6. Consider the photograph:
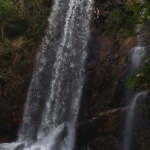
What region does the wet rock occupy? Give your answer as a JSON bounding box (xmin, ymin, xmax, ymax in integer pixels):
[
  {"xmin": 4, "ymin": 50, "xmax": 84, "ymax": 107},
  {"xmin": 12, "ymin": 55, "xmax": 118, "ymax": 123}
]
[
  {"xmin": 13, "ymin": 143, "xmax": 25, "ymax": 150},
  {"xmin": 76, "ymin": 108, "xmax": 123, "ymax": 149},
  {"xmin": 98, "ymin": 109, "xmax": 122, "ymax": 134},
  {"xmin": 109, "ymin": 36, "xmax": 137, "ymax": 108},
  {"xmin": 76, "ymin": 119, "xmax": 97, "ymax": 146},
  {"xmin": 93, "ymin": 135, "xmax": 119, "ymax": 150},
  {"xmin": 109, "ymin": 79, "xmax": 127, "ymax": 108},
  {"xmin": 87, "ymin": 108, "xmax": 123, "ymax": 150},
  {"xmin": 135, "ymin": 127, "xmax": 150, "ymax": 150}
]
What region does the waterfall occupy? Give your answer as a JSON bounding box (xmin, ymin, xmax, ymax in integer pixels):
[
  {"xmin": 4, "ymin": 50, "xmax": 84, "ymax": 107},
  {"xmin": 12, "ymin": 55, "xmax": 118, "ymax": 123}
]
[
  {"xmin": 123, "ymin": 91, "xmax": 147, "ymax": 150},
  {"xmin": 123, "ymin": 6, "xmax": 148, "ymax": 149},
  {"xmin": 0, "ymin": 0, "xmax": 93, "ymax": 149},
  {"xmin": 123, "ymin": 44, "xmax": 147, "ymax": 150},
  {"xmin": 130, "ymin": 46, "xmax": 146, "ymax": 73}
]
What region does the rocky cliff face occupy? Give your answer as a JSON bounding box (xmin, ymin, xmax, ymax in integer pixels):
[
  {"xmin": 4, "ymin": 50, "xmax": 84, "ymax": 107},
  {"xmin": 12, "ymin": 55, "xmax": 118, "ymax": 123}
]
[{"xmin": 77, "ymin": 0, "xmax": 150, "ymax": 150}]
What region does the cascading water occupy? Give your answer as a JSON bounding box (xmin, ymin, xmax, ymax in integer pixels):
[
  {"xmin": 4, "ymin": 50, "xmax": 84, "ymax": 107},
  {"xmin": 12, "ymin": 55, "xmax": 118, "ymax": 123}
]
[
  {"xmin": 123, "ymin": 91, "xmax": 147, "ymax": 150},
  {"xmin": 130, "ymin": 46, "xmax": 146, "ymax": 73},
  {"xmin": 122, "ymin": 40, "xmax": 147, "ymax": 150},
  {"xmin": 122, "ymin": 0, "xmax": 148, "ymax": 149},
  {"xmin": 0, "ymin": 0, "xmax": 93, "ymax": 149}
]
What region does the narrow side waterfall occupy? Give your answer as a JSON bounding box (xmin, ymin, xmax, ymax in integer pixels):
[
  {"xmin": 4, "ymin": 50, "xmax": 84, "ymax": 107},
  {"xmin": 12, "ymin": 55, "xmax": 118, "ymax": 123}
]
[
  {"xmin": 0, "ymin": 0, "xmax": 93, "ymax": 150},
  {"xmin": 123, "ymin": 91, "xmax": 147, "ymax": 150},
  {"xmin": 123, "ymin": 45, "xmax": 147, "ymax": 150},
  {"xmin": 130, "ymin": 46, "xmax": 146, "ymax": 73}
]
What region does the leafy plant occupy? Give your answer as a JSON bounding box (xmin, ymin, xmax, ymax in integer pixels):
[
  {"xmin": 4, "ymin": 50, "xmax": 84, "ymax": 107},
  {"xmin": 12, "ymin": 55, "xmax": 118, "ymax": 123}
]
[
  {"xmin": 110, "ymin": 2, "xmax": 150, "ymax": 37},
  {"xmin": 110, "ymin": 7, "xmax": 126, "ymax": 28},
  {"xmin": 5, "ymin": 18, "xmax": 27, "ymax": 39},
  {"xmin": 19, "ymin": 0, "xmax": 51, "ymax": 41},
  {"xmin": 0, "ymin": 0, "xmax": 52, "ymax": 104},
  {"xmin": 125, "ymin": 3, "xmax": 140, "ymax": 17},
  {"xmin": 0, "ymin": 0, "xmax": 18, "ymax": 40},
  {"xmin": 127, "ymin": 56, "xmax": 150, "ymax": 90}
]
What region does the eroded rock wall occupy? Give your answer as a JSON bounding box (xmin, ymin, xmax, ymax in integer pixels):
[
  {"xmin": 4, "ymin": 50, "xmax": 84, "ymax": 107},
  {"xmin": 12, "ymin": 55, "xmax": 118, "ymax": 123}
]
[{"xmin": 77, "ymin": 0, "xmax": 150, "ymax": 150}]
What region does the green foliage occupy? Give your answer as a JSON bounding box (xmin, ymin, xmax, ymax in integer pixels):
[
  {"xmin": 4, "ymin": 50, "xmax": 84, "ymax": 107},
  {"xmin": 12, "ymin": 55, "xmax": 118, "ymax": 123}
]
[
  {"xmin": 123, "ymin": 29, "xmax": 133, "ymax": 37},
  {"xmin": 5, "ymin": 18, "xmax": 27, "ymax": 38},
  {"xmin": 0, "ymin": 0, "xmax": 18, "ymax": 39},
  {"xmin": 0, "ymin": 38, "xmax": 12, "ymax": 55},
  {"xmin": 124, "ymin": 4, "xmax": 140, "ymax": 32},
  {"xmin": 127, "ymin": 56, "xmax": 150, "ymax": 90},
  {"xmin": 110, "ymin": 7, "xmax": 126, "ymax": 28},
  {"xmin": 126, "ymin": 3, "xmax": 140, "ymax": 17},
  {"xmin": 0, "ymin": 0, "xmax": 52, "ymax": 40},
  {"xmin": 109, "ymin": 5, "xmax": 138, "ymax": 37},
  {"xmin": 110, "ymin": 2, "xmax": 150, "ymax": 37},
  {"xmin": 139, "ymin": 3, "xmax": 150, "ymax": 25},
  {"xmin": 23, "ymin": 7, "xmax": 50, "ymax": 40},
  {"xmin": 18, "ymin": 0, "xmax": 51, "ymax": 41},
  {"xmin": 0, "ymin": 70, "xmax": 24, "ymax": 101},
  {"xmin": 0, "ymin": 0, "xmax": 52, "ymax": 102},
  {"xmin": 0, "ymin": 0, "xmax": 18, "ymax": 20},
  {"xmin": 125, "ymin": 2, "xmax": 150, "ymax": 28}
]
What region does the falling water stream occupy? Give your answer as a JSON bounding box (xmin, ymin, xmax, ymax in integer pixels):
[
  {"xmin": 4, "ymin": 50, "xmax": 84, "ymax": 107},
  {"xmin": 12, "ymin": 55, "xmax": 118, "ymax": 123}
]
[
  {"xmin": 123, "ymin": 42, "xmax": 147, "ymax": 150},
  {"xmin": 0, "ymin": 0, "xmax": 93, "ymax": 150},
  {"xmin": 123, "ymin": 91, "xmax": 147, "ymax": 150}
]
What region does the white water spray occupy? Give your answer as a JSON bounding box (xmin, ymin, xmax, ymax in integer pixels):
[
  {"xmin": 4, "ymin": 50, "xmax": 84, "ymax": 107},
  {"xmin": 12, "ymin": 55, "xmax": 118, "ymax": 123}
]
[{"xmin": 0, "ymin": 0, "xmax": 93, "ymax": 149}]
